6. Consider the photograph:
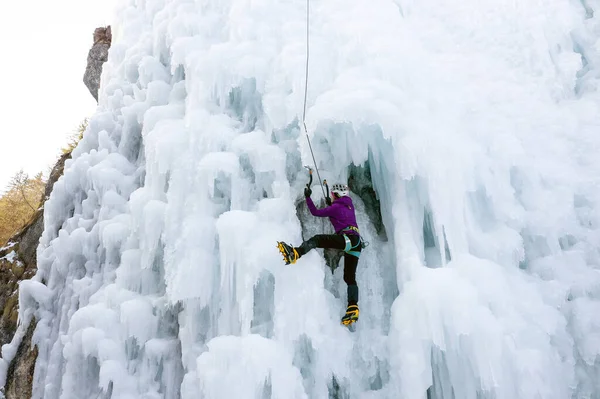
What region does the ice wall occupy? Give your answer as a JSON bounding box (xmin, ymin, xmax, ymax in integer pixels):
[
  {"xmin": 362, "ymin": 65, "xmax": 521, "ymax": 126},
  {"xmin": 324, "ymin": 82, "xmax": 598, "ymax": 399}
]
[{"xmin": 6, "ymin": 0, "xmax": 600, "ymax": 398}]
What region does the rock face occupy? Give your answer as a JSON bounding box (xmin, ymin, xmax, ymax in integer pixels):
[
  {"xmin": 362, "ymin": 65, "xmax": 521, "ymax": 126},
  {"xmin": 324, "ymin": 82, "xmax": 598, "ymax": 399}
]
[
  {"xmin": 3, "ymin": 321, "xmax": 37, "ymax": 399},
  {"xmin": 0, "ymin": 27, "xmax": 111, "ymax": 398},
  {"xmin": 0, "ymin": 218, "xmax": 40, "ymax": 349},
  {"xmin": 83, "ymin": 26, "xmax": 112, "ymax": 101}
]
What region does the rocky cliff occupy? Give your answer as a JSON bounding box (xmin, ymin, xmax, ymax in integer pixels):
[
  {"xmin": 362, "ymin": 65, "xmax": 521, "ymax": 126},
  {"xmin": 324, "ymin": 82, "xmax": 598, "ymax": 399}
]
[{"xmin": 83, "ymin": 26, "xmax": 112, "ymax": 102}]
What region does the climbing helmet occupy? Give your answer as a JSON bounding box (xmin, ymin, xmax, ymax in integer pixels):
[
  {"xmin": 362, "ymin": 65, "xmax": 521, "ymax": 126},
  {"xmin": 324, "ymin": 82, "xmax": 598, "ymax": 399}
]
[{"xmin": 331, "ymin": 183, "xmax": 349, "ymax": 197}]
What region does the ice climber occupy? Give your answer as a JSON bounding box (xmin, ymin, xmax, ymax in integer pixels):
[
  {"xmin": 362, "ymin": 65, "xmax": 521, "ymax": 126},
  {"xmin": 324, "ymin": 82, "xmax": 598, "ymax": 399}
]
[{"xmin": 277, "ymin": 183, "xmax": 363, "ymax": 326}]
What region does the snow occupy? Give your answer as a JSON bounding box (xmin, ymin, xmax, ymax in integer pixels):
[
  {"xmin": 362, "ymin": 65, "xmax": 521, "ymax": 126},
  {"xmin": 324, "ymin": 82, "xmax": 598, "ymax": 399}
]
[
  {"xmin": 0, "ymin": 251, "xmax": 16, "ymax": 263},
  {"xmin": 2, "ymin": 0, "xmax": 600, "ymax": 397},
  {"xmin": 0, "ymin": 242, "xmax": 16, "ymax": 252}
]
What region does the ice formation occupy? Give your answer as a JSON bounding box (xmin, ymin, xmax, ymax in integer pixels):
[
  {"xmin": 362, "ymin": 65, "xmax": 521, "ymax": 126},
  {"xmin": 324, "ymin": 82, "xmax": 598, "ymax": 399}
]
[{"xmin": 4, "ymin": 0, "xmax": 600, "ymax": 397}]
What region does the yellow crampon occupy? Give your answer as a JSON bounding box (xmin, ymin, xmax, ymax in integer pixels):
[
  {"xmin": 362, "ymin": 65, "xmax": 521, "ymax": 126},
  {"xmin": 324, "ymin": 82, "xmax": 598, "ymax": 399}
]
[
  {"xmin": 341, "ymin": 305, "xmax": 359, "ymax": 326},
  {"xmin": 277, "ymin": 241, "xmax": 299, "ymax": 265}
]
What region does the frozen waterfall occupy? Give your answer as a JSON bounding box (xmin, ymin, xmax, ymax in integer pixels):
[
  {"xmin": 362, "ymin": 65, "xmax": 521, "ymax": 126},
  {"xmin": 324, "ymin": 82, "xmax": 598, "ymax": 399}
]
[{"xmin": 5, "ymin": 0, "xmax": 600, "ymax": 397}]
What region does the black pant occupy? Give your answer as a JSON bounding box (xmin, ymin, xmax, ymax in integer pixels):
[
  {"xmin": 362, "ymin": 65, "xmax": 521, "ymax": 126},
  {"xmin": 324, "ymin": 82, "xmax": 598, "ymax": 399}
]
[{"xmin": 296, "ymin": 234, "xmax": 361, "ymax": 305}]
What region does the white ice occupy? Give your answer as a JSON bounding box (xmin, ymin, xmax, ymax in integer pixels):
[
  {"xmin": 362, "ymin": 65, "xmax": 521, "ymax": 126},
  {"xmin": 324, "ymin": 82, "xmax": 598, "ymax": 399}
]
[{"xmin": 2, "ymin": 0, "xmax": 600, "ymax": 397}]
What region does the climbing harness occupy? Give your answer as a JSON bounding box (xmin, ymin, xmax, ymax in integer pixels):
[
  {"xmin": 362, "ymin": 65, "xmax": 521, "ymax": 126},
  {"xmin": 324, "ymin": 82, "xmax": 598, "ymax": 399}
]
[
  {"xmin": 341, "ymin": 226, "xmax": 370, "ymax": 250},
  {"xmin": 343, "ymin": 234, "xmax": 362, "ymax": 258},
  {"xmin": 301, "ymin": 0, "xmax": 327, "ymax": 201}
]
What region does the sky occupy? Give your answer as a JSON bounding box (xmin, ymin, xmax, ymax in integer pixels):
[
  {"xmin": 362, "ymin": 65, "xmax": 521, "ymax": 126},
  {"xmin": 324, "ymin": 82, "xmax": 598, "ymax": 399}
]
[{"xmin": 0, "ymin": 0, "xmax": 120, "ymax": 192}]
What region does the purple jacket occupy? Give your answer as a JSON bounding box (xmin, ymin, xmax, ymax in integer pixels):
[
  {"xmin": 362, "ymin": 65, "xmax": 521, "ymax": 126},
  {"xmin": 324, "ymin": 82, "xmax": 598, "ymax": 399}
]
[{"xmin": 306, "ymin": 195, "xmax": 359, "ymax": 235}]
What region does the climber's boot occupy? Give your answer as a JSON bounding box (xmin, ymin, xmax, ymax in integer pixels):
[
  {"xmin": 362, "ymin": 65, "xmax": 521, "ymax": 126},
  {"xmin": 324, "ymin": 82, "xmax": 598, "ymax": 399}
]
[
  {"xmin": 341, "ymin": 304, "xmax": 359, "ymax": 326},
  {"xmin": 277, "ymin": 241, "xmax": 299, "ymax": 265}
]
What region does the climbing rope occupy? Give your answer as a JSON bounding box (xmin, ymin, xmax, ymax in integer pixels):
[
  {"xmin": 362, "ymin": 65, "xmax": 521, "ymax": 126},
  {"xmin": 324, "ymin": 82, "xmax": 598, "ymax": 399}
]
[{"xmin": 301, "ymin": 0, "xmax": 327, "ymax": 200}]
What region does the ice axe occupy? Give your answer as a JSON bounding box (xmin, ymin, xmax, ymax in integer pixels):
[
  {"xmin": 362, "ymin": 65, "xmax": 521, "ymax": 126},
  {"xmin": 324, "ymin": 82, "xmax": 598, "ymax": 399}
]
[
  {"xmin": 304, "ymin": 165, "xmax": 331, "ymax": 205},
  {"xmin": 323, "ymin": 179, "xmax": 331, "ymax": 205},
  {"xmin": 304, "ymin": 165, "xmax": 313, "ymax": 187}
]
